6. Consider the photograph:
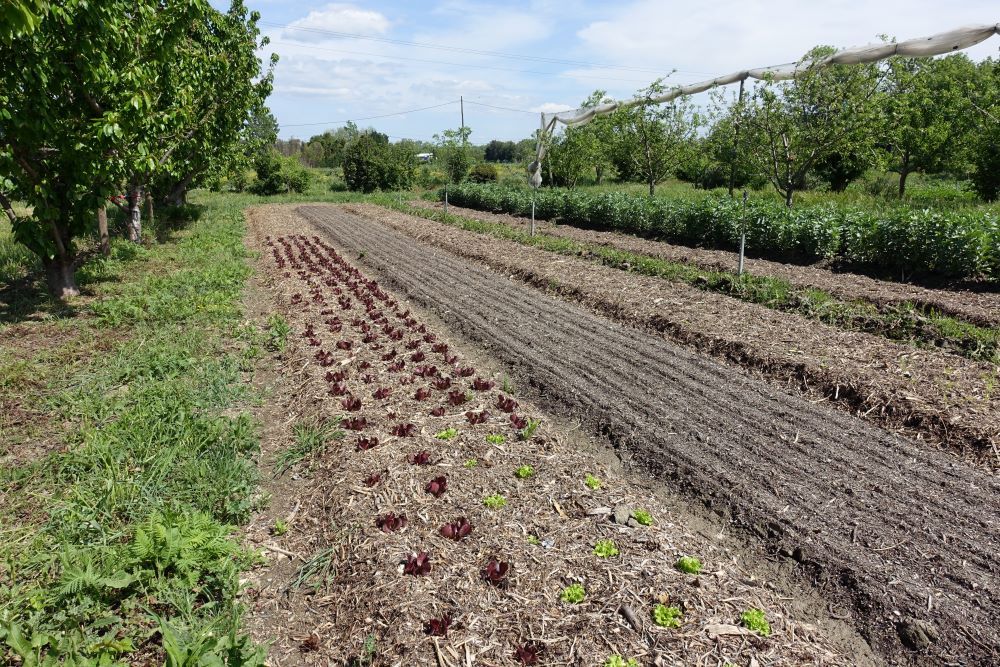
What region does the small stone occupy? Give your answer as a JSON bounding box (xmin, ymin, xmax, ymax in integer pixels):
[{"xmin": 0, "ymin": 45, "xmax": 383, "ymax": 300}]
[
  {"xmin": 612, "ymin": 503, "xmax": 634, "ymax": 525},
  {"xmin": 897, "ymin": 618, "xmax": 939, "ymax": 650}
]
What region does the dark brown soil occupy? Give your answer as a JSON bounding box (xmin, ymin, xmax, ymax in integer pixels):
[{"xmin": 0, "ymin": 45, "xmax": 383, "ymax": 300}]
[
  {"xmin": 239, "ymin": 206, "xmax": 872, "ymax": 667},
  {"xmin": 343, "ymin": 205, "xmax": 1000, "ymax": 469},
  {"xmin": 412, "ymin": 200, "xmax": 1000, "ymax": 328},
  {"xmin": 296, "ymin": 204, "xmax": 1000, "ymax": 666}
]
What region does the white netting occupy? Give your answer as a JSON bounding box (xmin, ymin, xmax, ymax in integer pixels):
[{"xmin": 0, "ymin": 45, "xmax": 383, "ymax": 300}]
[{"xmin": 529, "ymin": 23, "xmax": 1000, "ymax": 185}]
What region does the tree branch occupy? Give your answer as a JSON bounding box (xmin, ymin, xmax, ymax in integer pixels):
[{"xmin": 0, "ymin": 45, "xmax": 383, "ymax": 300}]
[{"xmin": 0, "ymin": 191, "xmax": 18, "ymax": 224}]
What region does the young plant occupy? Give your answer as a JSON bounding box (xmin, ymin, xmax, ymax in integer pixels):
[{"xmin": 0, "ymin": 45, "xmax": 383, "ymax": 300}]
[
  {"xmin": 518, "ymin": 418, "xmax": 541, "ymax": 441},
  {"xmin": 584, "ymin": 474, "xmax": 602, "ymax": 490},
  {"xmin": 356, "ymin": 436, "xmax": 379, "ymax": 451},
  {"xmin": 514, "ymin": 464, "xmax": 535, "ymax": 479},
  {"xmin": 466, "ymin": 410, "xmax": 489, "ymax": 425},
  {"xmin": 439, "ymin": 517, "xmax": 473, "ymax": 541},
  {"xmin": 423, "ymin": 614, "xmax": 452, "ymax": 638},
  {"xmin": 513, "ymin": 642, "xmax": 543, "ymax": 665},
  {"xmin": 403, "ymin": 552, "xmax": 431, "ymax": 576},
  {"xmin": 603, "ymin": 657, "xmax": 639, "ymax": 667},
  {"xmin": 447, "ymin": 389, "xmax": 468, "ymax": 406},
  {"xmin": 632, "ymin": 510, "xmax": 653, "ymax": 526},
  {"xmin": 463, "ymin": 458, "xmax": 478, "ymax": 468},
  {"xmin": 471, "ymin": 377, "xmax": 495, "ymax": 391},
  {"xmin": 342, "ymin": 416, "xmax": 368, "ymax": 431},
  {"xmin": 408, "ymin": 450, "xmax": 432, "ymax": 466},
  {"xmin": 675, "ymin": 556, "xmax": 702, "ymax": 575},
  {"xmin": 413, "ymin": 387, "xmax": 432, "ymax": 401},
  {"xmin": 373, "ymin": 386, "xmax": 392, "ymax": 399},
  {"xmin": 560, "ymin": 583, "xmax": 585, "ymax": 604},
  {"xmin": 435, "ymin": 427, "xmax": 459, "ymax": 440},
  {"xmin": 430, "ymin": 406, "xmax": 446, "ymax": 417},
  {"xmin": 432, "ymin": 376, "xmax": 452, "ymax": 390},
  {"xmin": 266, "ymin": 314, "xmax": 291, "ymax": 352},
  {"xmin": 509, "ymin": 414, "xmax": 528, "ymax": 429},
  {"xmin": 486, "ymin": 433, "xmax": 506, "ymax": 445},
  {"xmin": 483, "ymin": 493, "xmax": 507, "ymax": 509},
  {"xmin": 495, "ymin": 394, "xmax": 518, "ymax": 413},
  {"xmin": 740, "ymin": 608, "xmax": 771, "ymax": 636},
  {"xmin": 481, "ymin": 559, "xmax": 510, "ymax": 587},
  {"xmin": 364, "ymin": 472, "xmax": 382, "ymax": 487},
  {"xmin": 593, "ymin": 539, "xmax": 619, "ymax": 558},
  {"xmin": 425, "ymin": 476, "xmax": 448, "ymax": 497},
  {"xmin": 652, "ymin": 604, "xmax": 682, "ymax": 628},
  {"xmin": 455, "ymin": 366, "xmax": 475, "ymax": 377},
  {"xmin": 392, "ymin": 423, "xmax": 417, "ymax": 437},
  {"xmin": 376, "ymin": 513, "xmax": 407, "ymax": 533},
  {"xmin": 341, "ymin": 395, "xmax": 362, "ymax": 411},
  {"xmin": 276, "ymin": 419, "xmax": 343, "ymax": 474},
  {"xmin": 272, "ymin": 519, "xmax": 288, "ymax": 536}
]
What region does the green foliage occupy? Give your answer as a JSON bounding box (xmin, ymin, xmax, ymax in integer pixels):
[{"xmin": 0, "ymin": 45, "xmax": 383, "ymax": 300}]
[
  {"xmin": 560, "ymin": 583, "xmax": 586, "ymax": 604},
  {"xmin": 442, "ymin": 182, "xmax": 1000, "ymax": 282},
  {"xmin": 265, "ymin": 313, "xmax": 291, "ymax": 352},
  {"xmin": 463, "ymin": 458, "xmax": 478, "ymax": 468},
  {"xmin": 593, "ymin": 539, "xmax": 619, "ymax": 558},
  {"xmin": 434, "ymin": 427, "xmax": 459, "ymax": 440},
  {"xmin": 276, "ymin": 419, "xmax": 343, "ymax": 474},
  {"xmin": 250, "ymin": 151, "xmax": 312, "ymax": 195},
  {"xmin": 631, "ymin": 510, "xmax": 653, "ymax": 526},
  {"xmin": 342, "ymin": 133, "xmax": 416, "ymax": 193},
  {"xmin": 675, "ymin": 556, "xmax": 702, "ymax": 575},
  {"xmin": 740, "ymin": 608, "xmax": 772, "ymax": 636},
  {"xmin": 435, "ymin": 126, "xmax": 474, "ymax": 183},
  {"xmin": 518, "ymin": 418, "xmax": 541, "ymax": 441},
  {"xmin": 483, "ymin": 493, "xmax": 507, "ymax": 509},
  {"xmin": 603, "ymin": 657, "xmax": 640, "ymax": 667},
  {"xmin": 486, "ymin": 433, "xmax": 506, "ymax": 444},
  {"xmin": 468, "ymin": 163, "xmax": 499, "ymax": 183},
  {"xmin": 585, "ymin": 474, "xmax": 602, "ymax": 490},
  {"xmin": 272, "ymin": 519, "xmax": 288, "ymax": 536},
  {"xmin": 514, "ymin": 464, "xmax": 535, "ymax": 479},
  {"xmin": 652, "ymin": 604, "xmax": 683, "ymax": 628}
]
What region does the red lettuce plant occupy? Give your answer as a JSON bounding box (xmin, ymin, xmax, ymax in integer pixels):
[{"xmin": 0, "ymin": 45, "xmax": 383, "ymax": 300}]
[
  {"xmin": 356, "ymin": 436, "xmax": 379, "ymax": 451},
  {"xmin": 471, "ymin": 378, "xmax": 495, "ymax": 391},
  {"xmin": 358, "ymin": 361, "xmax": 371, "ymax": 370},
  {"xmin": 510, "ymin": 414, "xmax": 528, "ymax": 429},
  {"xmin": 413, "ymin": 387, "xmax": 432, "ymax": 401},
  {"xmin": 408, "ymin": 450, "xmax": 432, "ymax": 466},
  {"xmin": 405, "ymin": 339, "xmax": 421, "ymax": 351},
  {"xmin": 429, "ymin": 406, "xmax": 446, "ymax": 417},
  {"xmin": 466, "ymin": 410, "xmax": 489, "ymax": 425},
  {"xmin": 423, "ymin": 614, "xmax": 452, "ymax": 638},
  {"xmin": 432, "ymin": 377, "xmax": 452, "ymax": 390},
  {"xmin": 481, "ymin": 559, "xmax": 510, "ymax": 587},
  {"xmin": 326, "ymin": 370, "xmax": 348, "ymax": 383},
  {"xmin": 414, "ymin": 365, "xmax": 438, "ymax": 378},
  {"xmin": 513, "ymin": 643, "xmax": 544, "ymax": 665},
  {"xmin": 381, "ymin": 350, "xmax": 398, "ymax": 361},
  {"xmin": 410, "ymin": 351, "xmax": 426, "ymax": 363},
  {"xmin": 376, "ymin": 513, "xmax": 406, "ymax": 533},
  {"xmin": 329, "ymin": 382, "xmax": 349, "ymax": 396},
  {"xmin": 341, "ymin": 395, "xmax": 362, "ymax": 411},
  {"xmin": 373, "ymin": 387, "xmax": 392, "ymax": 399},
  {"xmin": 495, "ymin": 395, "xmax": 518, "ymax": 413},
  {"xmin": 388, "ymin": 359, "xmax": 405, "ymax": 372},
  {"xmin": 432, "ymin": 342, "xmax": 448, "ymax": 354},
  {"xmin": 392, "ymin": 423, "xmax": 417, "ymax": 437},
  {"xmin": 447, "ymin": 390, "xmax": 468, "ymax": 406},
  {"xmin": 456, "ymin": 367, "xmax": 475, "ymax": 378},
  {"xmin": 425, "ymin": 476, "xmax": 447, "ymax": 497},
  {"xmin": 404, "ymin": 552, "xmax": 431, "ymax": 576},
  {"xmin": 343, "ymin": 416, "xmax": 368, "ymax": 431},
  {"xmin": 336, "ymin": 340, "xmax": 353, "ymax": 351},
  {"xmin": 444, "ymin": 354, "xmax": 459, "ymax": 365},
  {"xmin": 439, "ymin": 517, "xmax": 473, "ymax": 541}
]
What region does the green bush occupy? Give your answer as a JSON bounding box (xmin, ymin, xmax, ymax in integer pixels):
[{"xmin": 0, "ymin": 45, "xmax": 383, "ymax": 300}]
[
  {"xmin": 468, "ymin": 162, "xmax": 499, "ymax": 183},
  {"xmin": 342, "ymin": 133, "xmax": 415, "ymax": 193},
  {"xmin": 249, "ymin": 152, "xmax": 311, "ymax": 195},
  {"xmin": 442, "ymin": 183, "xmax": 1000, "ymax": 282}
]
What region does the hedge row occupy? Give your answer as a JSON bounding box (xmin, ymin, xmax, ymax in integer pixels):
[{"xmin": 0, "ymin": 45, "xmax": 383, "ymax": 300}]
[{"xmin": 441, "ymin": 183, "xmax": 1000, "ymax": 282}]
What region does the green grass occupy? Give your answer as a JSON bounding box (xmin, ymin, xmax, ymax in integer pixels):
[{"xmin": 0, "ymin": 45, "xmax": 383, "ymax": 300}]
[
  {"xmin": 0, "ymin": 217, "xmax": 38, "ymax": 285},
  {"xmin": 0, "ymin": 191, "xmax": 268, "ymax": 665},
  {"xmin": 276, "ymin": 419, "xmax": 344, "ymax": 475},
  {"xmin": 389, "ymin": 200, "xmax": 1000, "ymax": 365}
]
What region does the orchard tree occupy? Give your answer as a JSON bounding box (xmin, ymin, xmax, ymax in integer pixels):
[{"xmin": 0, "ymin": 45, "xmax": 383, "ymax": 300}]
[
  {"xmin": 611, "ymin": 81, "xmax": 701, "ymax": 196},
  {"xmin": 342, "ymin": 133, "xmax": 415, "ymax": 193},
  {"xmin": 0, "ymin": 0, "xmax": 47, "ymax": 39},
  {"xmin": 884, "ymin": 53, "xmax": 977, "ymax": 197},
  {"xmin": 744, "ymin": 46, "xmax": 885, "ymax": 207},
  {"xmin": 967, "ymin": 58, "xmax": 1000, "ymax": 201},
  {"xmin": 0, "ymin": 1, "xmax": 211, "ymax": 295},
  {"xmin": 434, "ymin": 126, "xmax": 473, "ymax": 183}
]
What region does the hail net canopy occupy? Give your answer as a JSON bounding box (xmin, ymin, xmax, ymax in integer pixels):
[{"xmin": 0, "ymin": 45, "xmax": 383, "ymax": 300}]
[{"xmin": 528, "ymin": 23, "xmax": 1000, "ymax": 188}]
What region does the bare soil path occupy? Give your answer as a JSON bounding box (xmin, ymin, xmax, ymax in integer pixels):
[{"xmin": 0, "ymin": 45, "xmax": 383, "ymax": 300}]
[
  {"xmin": 297, "ymin": 204, "xmax": 1000, "ymax": 666},
  {"xmin": 411, "ymin": 200, "xmax": 1000, "ymax": 327}
]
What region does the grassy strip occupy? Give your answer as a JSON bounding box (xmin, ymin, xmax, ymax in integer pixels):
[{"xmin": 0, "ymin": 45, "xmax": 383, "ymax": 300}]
[
  {"xmin": 385, "ymin": 201, "xmax": 1000, "ymax": 365},
  {"xmin": 0, "ymin": 193, "xmax": 267, "ymax": 665}
]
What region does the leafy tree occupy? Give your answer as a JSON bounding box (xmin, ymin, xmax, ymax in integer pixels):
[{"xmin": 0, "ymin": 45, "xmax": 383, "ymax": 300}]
[
  {"xmin": 547, "ymin": 91, "xmax": 616, "ymax": 188},
  {"xmin": 484, "ymin": 140, "xmax": 517, "ymax": 163},
  {"xmin": 610, "ymin": 81, "xmax": 701, "ymax": 195},
  {"xmin": 342, "ymin": 133, "xmax": 415, "ymax": 193},
  {"xmin": 743, "ymin": 46, "xmax": 885, "ymax": 207},
  {"xmin": 434, "ymin": 126, "xmax": 473, "ymax": 183},
  {"xmin": 966, "ymin": 58, "xmax": 1000, "ymax": 201},
  {"xmin": 884, "ymin": 54, "xmax": 977, "ymax": 197},
  {"xmin": 250, "ymin": 151, "xmax": 311, "ymax": 195},
  {"xmin": 0, "ymin": 0, "xmax": 48, "ymax": 39}
]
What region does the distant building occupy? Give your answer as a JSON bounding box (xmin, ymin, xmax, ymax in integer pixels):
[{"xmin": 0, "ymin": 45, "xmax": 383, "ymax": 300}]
[{"xmin": 416, "ymin": 152, "xmax": 434, "ymax": 163}]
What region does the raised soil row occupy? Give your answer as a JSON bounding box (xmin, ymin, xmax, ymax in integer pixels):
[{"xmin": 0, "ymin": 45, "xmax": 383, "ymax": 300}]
[{"xmin": 297, "ymin": 204, "xmax": 1000, "ymax": 665}]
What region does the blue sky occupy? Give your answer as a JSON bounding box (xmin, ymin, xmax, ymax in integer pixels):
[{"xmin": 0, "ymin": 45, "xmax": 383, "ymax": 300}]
[{"xmin": 220, "ymin": 1, "xmax": 999, "ymax": 142}]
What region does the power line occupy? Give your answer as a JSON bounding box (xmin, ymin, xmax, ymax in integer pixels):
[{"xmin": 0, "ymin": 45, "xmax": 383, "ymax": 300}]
[
  {"xmin": 268, "ymin": 39, "xmax": 660, "ymax": 84},
  {"xmin": 281, "ymin": 100, "xmax": 459, "ymax": 128},
  {"xmin": 464, "ymin": 99, "xmax": 539, "ymax": 115},
  {"xmin": 262, "ymin": 20, "xmax": 713, "ymax": 76}
]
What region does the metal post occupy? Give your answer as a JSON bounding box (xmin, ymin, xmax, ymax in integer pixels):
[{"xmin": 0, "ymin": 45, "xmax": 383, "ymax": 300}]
[
  {"xmin": 738, "ymin": 190, "xmax": 748, "ymax": 276},
  {"xmin": 444, "ymin": 188, "xmax": 448, "ymax": 215},
  {"xmin": 728, "ymin": 77, "xmax": 746, "ymax": 198},
  {"xmin": 530, "ymin": 197, "xmax": 536, "ymax": 236}
]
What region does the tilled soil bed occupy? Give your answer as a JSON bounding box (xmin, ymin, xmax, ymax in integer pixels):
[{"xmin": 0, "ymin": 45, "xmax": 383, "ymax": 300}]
[
  {"xmin": 287, "ymin": 204, "xmax": 1000, "ymax": 665},
  {"xmin": 241, "ymin": 206, "xmax": 868, "ymax": 667},
  {"xmin": 410, "ymin": 200, "xmax": 1000, "ymax": 328},
  {"xmin": 341, "ymin": 205, "xmax": 999, "ymax": 467}
]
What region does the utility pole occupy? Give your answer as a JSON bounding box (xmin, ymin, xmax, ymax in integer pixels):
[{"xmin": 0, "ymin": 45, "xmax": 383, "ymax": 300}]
[
  {"xmin": 728, "ymin": 77, "xmax": 746, "ymax": 198},
  {"xmin": 460, "ymin": 95, "xmax": 465, "ymax": 141}
]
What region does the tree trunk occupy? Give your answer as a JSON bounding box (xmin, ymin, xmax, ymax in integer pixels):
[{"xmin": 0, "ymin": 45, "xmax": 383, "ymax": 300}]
[
  {"xmin": 127, "ymin": 186, "xmax": 142, "ymax": 243},
  {"xmin": 595, "ymin": 164, "xmax": 604, "ymax": 185},
  {"xmin": 648, "ymin": 178, "xmax": 655, "ymax": 197},
  {"xmin": 164, "ymin": 175, "xmax": 193, "ymax": 207},
  {"xmin": 145, "ymin": 192, "xmax": 154, "ymax": 230},
  {"xmin": 898, "ymin": 152, "xmax": 911, "ymax": 199},
  {"xmin": 784, "ymin": 186, "xmax": 794, "ymax": 208},
  {"xmin": 97, "ymin": 205, "xmax": 110, "ymax": 256},
  {"xmin": 42, "ymin": 254, "xmax": 79, "ymax": 298}
]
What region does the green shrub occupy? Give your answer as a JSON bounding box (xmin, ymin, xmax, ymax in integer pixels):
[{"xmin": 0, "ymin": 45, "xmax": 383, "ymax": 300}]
[
  {"xmin": 442, "ymin": 182, "xmax": 1000, "ymax": 282},
  {"xmin": 468, "ymin": 163, "xmax": 499, "ymax": 183},
  {"xmin": 250, "ymin": 152, "xmax": 311, "ymax": 195},
  {"xmin": 342, "ymin": 133, "xmax": 415, "ymax": 193}
]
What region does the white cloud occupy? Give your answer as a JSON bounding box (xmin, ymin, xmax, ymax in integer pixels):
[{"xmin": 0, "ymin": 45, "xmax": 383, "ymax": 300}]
[
  {"xmin": 282, "ymin": 3, "xmax": 390, "ymax": 42},
  {"xmin": 531, "ymin": 102, "xmax": 575, "ymax": 113}
]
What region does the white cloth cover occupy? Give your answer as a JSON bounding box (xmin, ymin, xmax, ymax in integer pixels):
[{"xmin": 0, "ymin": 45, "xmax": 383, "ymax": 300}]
[{"xmin": 529, "ymin": 23, "xmax": 1000, "ymax": 185}]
